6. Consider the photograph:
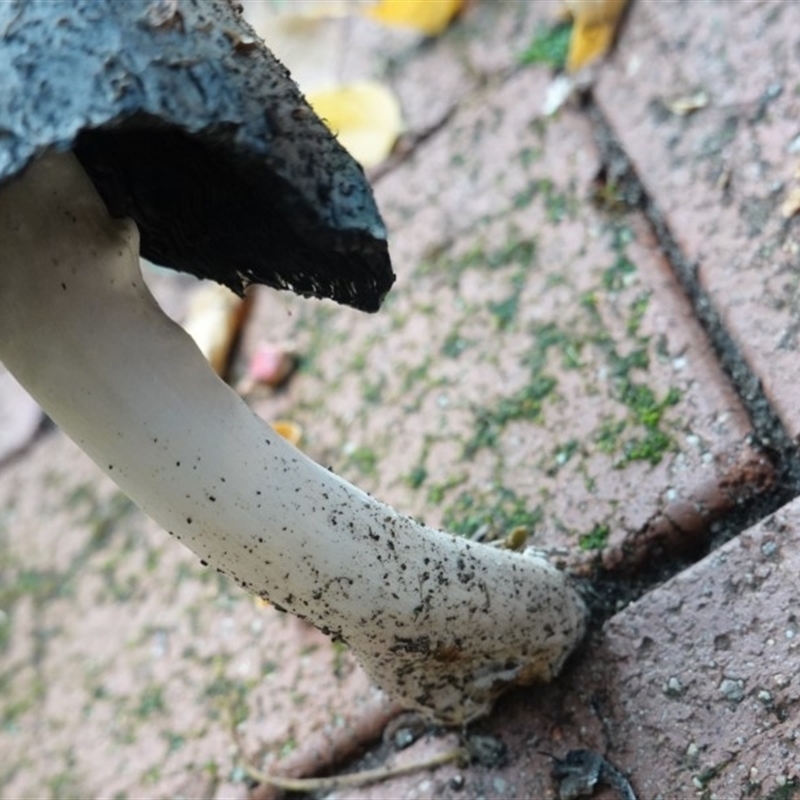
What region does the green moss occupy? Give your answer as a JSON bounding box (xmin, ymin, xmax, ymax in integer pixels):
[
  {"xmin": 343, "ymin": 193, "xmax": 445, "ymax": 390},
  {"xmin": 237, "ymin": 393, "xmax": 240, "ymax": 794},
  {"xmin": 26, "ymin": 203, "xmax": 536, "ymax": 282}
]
[
  {"xmin": 203, "ymin": 669, "xmax": 250, "ymax": 726},
  {"xmin": 580, "ymin": 290, "xmax": 598, "ymax": 312},
  {"xmin": 542, "ymin": 181, "xmax": 574, "ymax": 223},
  {"xmin": 579, "ymin": 524, "xmax": 610, "ymax": 551},
  {"xmin": 546, "ymin": 438, "xmax": 581, "ymax": 475},
  {"xmin": 526, "ymin": 322, "xmax": 582, "ymax": 371},
  {"xmin": 485, "ymin": 238, "xmax": 538, "ymax": 270},
  {"xmin": 488, "ymin": 272, "xmax": 525, "ymax": 330},
  {"xmin": 345, "ymin": 446, "xmax": 378, "ymax": 478},
  {"xmin": 400, "ymin": 358, "xmax": 433, "ymax": 392},
  {"xmin": 427, "ymin": 485, "xmax": 446, "ymax": 505},
  {"xmin": 592, "ymin": 176, "xmax": 630, "ymax": 212},
  {"xmin": 290, "ymin": 691, "xmax": 307, "ymax": 707},
  {"xmin": 99, "ymin": 565, "xmax": 138, "ymax": 603},
  {"xmin": 0, "ymin": 568, "xmax": 65, "ymax": 610},
  {"xmin": 612, "ymin": 382, "xmax": 680, "ymax": 465},
  {"xmin": 443, "ymin": 486, "xmax": 543, "ymax": 541},
  {"xmin": 2, "ymin": 675, "xmax": 45, "ymax": 728},
  {"xmin": 465, "ymin": 374, "xmax": 557, "ymax": 458},
  {"xmin": 610, "ymin": 346, "xmax": 650, "ymax": 376},
  {"xmin": 426, "ymin": 474, "xmax": 468, "ymax": 506},
  {"xmin": 602, "ymin": 253, "xmax": 637, "ymax": 291},
  {"xmin": 416, "ymin": 237, "xmax": 537, "ymax": 286},
  {"xmin": 766, "ymin": 779, "xmax": 799, "ymax": 800},
  {"xmin": 622, "ymin": 428, "xmax": 675, "ymax": 466},
  {"xmin": 513, "ymin": 179, "xmax": 575, "ymax": 222},
  {"xmin": 261, "ymin": 659, "xmax": 277, "ymax": 676},
  {"xmin": 405, "ymin": 466, "xmax": 428, "ymax": 489},
  {"xmin": 162, "ymin": 730, "xmax": 186, "ymax": 754},
  {"xmin": 580, "ymin": 230, "xmax": 684, "ymax": 468},
  {"xmin": 512, "ymin": 185, "xmax": 537, "ymax": 209},
  {"xmin": 331, "ymin": 640, "xmax": 349, "ymax": 679},
  {"xmin": 441, "ymin": 331, "xmax": 473, "ymax": 358},
  {"xmin": 595, "ymin": 418, "xmax": 627, "ymax": 454},
  {"xmin": 518, "ymin": 22, "xmax": 572, "ymax": 69},
  {"xmin": 622, "ymin": 383, "xmax": 680, "ymax": 428},
  {"xmin": 362, "ymin": 376, "xmax": 385, "ymax": 404},
  {"xmin": 627, "ymin": 292, "xmax": 651, "ymax": 336},
  {"xmin": 141, "ymin": 766, "xmax": 162, "ymax": 785},
  {"xmin": 517, "ymin": 146, "xmax": 543, "ymax": 167},
  {"xmin": 48, "ymin": 765, "xmax": 85, "ymax": 800},
  {"xmin": 136, "ymin": 685, "xmax": 166, "ymax": 719},
  {"xmin": 594, "ymin": 381, "xmax": 679, "ymax": 467}
]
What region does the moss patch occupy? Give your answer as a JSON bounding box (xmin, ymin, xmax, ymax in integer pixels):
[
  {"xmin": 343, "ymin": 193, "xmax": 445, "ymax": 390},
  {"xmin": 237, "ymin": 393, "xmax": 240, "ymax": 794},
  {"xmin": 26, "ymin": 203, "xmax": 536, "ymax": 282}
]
[
  {"xmin": 442, "ymin": 486, "xmax": 543, "ymax": 541},
  {"xmin": 518, "ymin": 22, "xmax": 572, "ymax": 70}
]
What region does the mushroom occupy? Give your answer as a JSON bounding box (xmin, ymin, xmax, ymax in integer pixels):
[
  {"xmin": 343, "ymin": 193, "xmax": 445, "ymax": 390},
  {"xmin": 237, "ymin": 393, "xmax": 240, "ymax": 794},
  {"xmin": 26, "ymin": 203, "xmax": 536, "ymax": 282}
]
[{"xmin": 0, "ymin": 0, "xmax": 586, "ymax": 724}]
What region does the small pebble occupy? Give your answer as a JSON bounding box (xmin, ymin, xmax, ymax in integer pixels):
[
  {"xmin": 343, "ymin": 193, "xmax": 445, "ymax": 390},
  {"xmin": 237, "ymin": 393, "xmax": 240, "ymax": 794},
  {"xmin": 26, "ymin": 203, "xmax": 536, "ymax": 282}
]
[
  {"xmin": 449, "ymin": 774, "xmax": 465, "ymax": 791},
  {"xmin": 664, "ymin": 676, "xmax": 683, "ymax": 696},
  {"xmin": 247, "ymin": 342, "xmax": 297, "ymax": 388},
  {"xmin": 393, "ymin": 727, "xmax": 417, "ymax": 750},
  {"xmin": 761, "ymin": 540, "xmax": 778, "ymax": 557},
  {"xmin": 719, "ymin": 677, "xmax": 745, "ymax": 703}
]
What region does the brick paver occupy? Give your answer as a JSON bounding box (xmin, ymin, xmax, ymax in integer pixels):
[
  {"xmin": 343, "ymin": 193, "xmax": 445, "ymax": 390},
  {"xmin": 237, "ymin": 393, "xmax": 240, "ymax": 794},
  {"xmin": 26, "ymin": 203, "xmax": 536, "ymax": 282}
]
[
  {"xmin": 1, "ymin": 2, "xmax": 798, "ymax": 798},
  {"xmin": 328, "ymin": 491, "xmax": 800, "ymax": 800},
  {"xmin": 596, "ymin": 0, "xmax": 800, "ymax": 438}
]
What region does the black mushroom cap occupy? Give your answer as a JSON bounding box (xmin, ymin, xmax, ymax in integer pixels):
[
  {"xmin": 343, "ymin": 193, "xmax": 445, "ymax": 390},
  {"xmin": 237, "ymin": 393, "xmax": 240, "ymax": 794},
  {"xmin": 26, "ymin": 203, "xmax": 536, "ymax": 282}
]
[{"xmin": 0, "ymin": 0, "xmax": 394, "ymax": 313}]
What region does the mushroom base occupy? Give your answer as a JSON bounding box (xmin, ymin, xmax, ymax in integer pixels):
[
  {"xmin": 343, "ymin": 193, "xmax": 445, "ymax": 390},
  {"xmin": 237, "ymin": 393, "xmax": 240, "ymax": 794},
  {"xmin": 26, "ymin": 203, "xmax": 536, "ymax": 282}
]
[{"xmin": 0, "ymin": 151, "xmax": 587, "ymax": 724}]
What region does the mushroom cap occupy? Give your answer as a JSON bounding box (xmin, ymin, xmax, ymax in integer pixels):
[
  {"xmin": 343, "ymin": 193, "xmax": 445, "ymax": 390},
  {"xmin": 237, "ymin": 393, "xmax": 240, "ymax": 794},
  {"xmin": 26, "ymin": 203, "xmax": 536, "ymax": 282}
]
[{"xmin": 0, "ymin": 0, "xmax": 394, "ymax": 312}]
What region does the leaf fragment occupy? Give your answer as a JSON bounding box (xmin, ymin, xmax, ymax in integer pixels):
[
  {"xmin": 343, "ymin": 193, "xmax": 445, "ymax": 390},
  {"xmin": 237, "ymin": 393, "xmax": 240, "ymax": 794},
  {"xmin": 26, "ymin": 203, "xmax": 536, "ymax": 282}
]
[
  {"xmin": 781, "ymin": 186, "xmax": 800, "ymax": 219},
  {"xmin": 182, "ymin": 283, "xmax": 250, "ymax": 377},
  {"xmin": 564, "ymin": 0, "xmax": 629, "ymax": 72},
  {"xmin": 665, "ymin": 90, "xmax": 709, "ymax": 117},
  {"xmin": 271, "ymin": 420, "xmax": 303, "ymax": 447},
  {"xmin": 307, "ymin": 81, "xmax": 403, "ymax": 168},
  {"xmin": 363, "ymin": 0, "xmax": 464, "ymax": 36}
]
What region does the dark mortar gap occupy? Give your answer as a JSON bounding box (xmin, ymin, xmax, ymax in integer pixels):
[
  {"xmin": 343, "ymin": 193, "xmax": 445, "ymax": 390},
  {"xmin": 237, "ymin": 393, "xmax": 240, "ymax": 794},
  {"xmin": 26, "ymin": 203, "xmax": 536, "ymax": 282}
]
[
  {"xmin": 576, "ymin": 91, "xmax": 800, "ymax": 625},
  {"xmin": 368, "ymin": 102, "xmax": 460, "ymax": 185}
]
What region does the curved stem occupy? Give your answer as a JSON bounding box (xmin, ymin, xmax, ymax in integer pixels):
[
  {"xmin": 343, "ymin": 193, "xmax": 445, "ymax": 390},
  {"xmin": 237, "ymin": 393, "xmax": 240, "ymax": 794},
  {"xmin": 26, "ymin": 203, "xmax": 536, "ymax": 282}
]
[{"xmin": 0, "ymin": 151, "xmax": 586, "ymax": 724}]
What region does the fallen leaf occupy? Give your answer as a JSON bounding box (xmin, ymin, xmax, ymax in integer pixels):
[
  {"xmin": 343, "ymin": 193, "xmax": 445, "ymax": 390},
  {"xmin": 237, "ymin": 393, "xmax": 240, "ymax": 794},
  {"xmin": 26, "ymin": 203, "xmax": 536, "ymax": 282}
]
[
  {"xmin": 666, "ymin": 90, "xmax": 710, "ymax": 117},
  {"xmin": 307, "ymin": 81, "xmax": 403, "ymax": 168},
  {"xmin": 781, "ymin": 186, "xmax": 800, "ymax": 219},
  {"xmin": 240, "ymin": 1, "xmax": 348, "ymax": 95},
  {"xmin": 271, "ymin": 420, "xmax": 303, "ymax": 447},
  {"xmin": 564, "ymin": 0, "xmax": 629, "ymax": 72},
  {"xmin": 363, "ymin": 0, "xmax": 464, "ymax": 36},
  {"xmin": 182, "ymin": 282, "xmax": 250, "ymax": 377}
]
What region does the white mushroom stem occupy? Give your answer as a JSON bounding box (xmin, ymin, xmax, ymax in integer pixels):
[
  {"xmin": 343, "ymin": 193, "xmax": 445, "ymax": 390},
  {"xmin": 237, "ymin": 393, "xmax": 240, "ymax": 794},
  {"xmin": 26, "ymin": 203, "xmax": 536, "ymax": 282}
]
[{"xmin": 0, "ymin": 151, "xmax": 586, "ymax": 724}]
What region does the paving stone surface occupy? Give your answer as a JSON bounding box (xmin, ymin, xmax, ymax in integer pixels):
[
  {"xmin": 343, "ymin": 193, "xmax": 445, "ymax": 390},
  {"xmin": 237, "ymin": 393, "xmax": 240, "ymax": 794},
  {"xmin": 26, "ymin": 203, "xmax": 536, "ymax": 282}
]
[
  {"xmin": 0, "ymin": 433, "xmax": 386, "ymax": 799},
  {"xmin": 0, "ymin": 2, "xmax": 798, "ymax": 799},
  {"xmin": 247, "ymin": 58, "xmax": 771, "ymax": 575},
  {"xmin": 329, "ymin": 492, "xmax": 800, "ymax": 800},
  {"xmin": 596, "ymin": 0, "xmax": 800, "ymax": 438}
]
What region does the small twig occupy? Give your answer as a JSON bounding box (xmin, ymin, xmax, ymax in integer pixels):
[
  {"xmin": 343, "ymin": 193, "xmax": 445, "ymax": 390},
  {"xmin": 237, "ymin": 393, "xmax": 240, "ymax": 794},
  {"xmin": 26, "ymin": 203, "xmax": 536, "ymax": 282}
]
[{"xmin": 240, "ymin": 746, "xmax": 467, "ymax": 794}]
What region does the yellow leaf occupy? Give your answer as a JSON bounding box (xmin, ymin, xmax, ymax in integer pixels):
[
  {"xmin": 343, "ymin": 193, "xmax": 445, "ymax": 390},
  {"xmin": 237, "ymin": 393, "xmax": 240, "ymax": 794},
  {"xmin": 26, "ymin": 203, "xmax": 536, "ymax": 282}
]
[
  {"xmin": 363, "ymin": 0, "xmax": 464, "ymax": 36},
  {"xmin": 665, "ymin": 90, "xmax": 710, "ymax": 117},
  {"xmin": 271, "ymin": 420, "xmax": 303, "ymax": 447},
  {"xmin": 183, "ymin": 283, "xmax": 249, "ymax": 377},
  {"xmin": 781, "ymin": 187, "xmax": 800, "ymax": 220},
  {"xmin": 307, "ymin": 81, "xmax": 403, "ymax": 168},
  {"xmin": 565, "ymin": 0, "xmax": 629, "ymax": 72}
]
